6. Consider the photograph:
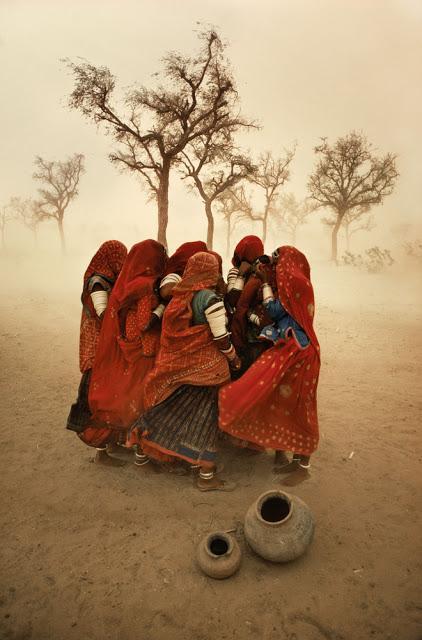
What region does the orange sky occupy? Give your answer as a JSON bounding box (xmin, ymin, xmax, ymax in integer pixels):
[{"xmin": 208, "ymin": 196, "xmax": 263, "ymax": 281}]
[{"xmin": 1, "ymin": 0, "xmax": 421, "ymax": 255}]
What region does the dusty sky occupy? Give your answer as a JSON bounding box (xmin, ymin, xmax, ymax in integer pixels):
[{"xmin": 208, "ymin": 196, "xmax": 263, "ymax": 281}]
[{"xmin": 1, "ymin": 0, "xmax": 421, "ymax": 257}]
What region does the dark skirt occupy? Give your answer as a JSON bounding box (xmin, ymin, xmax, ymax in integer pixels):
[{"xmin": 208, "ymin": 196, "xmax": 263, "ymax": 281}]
[
  {"xmin": 136, "ymin": 385, "xmax": 219, "ymax": 468},
  {"xmin": 66, "ymin": 370, "xmax": 92, "ymax": 433}
]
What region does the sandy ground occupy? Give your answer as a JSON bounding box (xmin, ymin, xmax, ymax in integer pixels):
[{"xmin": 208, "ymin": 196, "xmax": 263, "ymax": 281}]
[{"xmin": 0, "ymin": 262, "xmax": 421, "ymax": 640}]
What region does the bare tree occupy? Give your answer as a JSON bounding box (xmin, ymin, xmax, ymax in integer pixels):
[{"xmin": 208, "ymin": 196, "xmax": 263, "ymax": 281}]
[
  {"xmin": 233, "ymin": 150, "xmax": 295, "ymax": 243},
  {"xmin": 275, "ymin": 193, "xmax": 314, "ymax": 245},
  {"xmin": 0, "ymin": 201, "xmax": 15, "ymax": 250},
  {"xmin": 308, "ymin": 132, "xmax": 398, "ymax": 262},
  {"xmin": 32, "ymin": 154, "xmax": 85, "ymax": 253},
  {"xmin": 179, "ymin": 135, "xmax": 255, "ymax": 248},
  {"xmin": 65, "ymin": 31, "xmax": 253, "ymax": 247},
  {"xmin": 10, "ymin": 197, "xmax": 42, "ymax": 246}
]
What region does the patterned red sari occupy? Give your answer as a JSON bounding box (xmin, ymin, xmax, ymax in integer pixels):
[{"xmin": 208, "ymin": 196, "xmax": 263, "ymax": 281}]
[
  {"xmin": 164, "ymin": 241, "xmax": 208, "ymax": 276},
  {"xmin": 143, "ymin": 252, "xmax": 230, "ymax": 409},
  {"xmin": 219, "ymin": 246, "xmax": 320, "ymax": 456},
  {"xmin": 79, "ymin": 240, "xmax": 127, "ymax": 373},
  {"xmin": 79, "ymin": 240, "xmax": 167, "ymax": 447}
]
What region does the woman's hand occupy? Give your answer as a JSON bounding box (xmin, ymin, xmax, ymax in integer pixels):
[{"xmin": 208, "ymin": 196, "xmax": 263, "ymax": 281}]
[
  {"xmin": 229, "ymin": 354, "xmax": 242, "ymax": 371},
  {"xmin": 238, "ymin": 261, "xmax": 252, "ymax": 276},
  {"xmin": 254, "ymin": 262, "xmax": 269, "ymax": 283}
]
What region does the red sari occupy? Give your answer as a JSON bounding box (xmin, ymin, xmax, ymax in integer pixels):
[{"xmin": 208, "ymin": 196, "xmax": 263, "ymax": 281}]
[
  {"xmin": 79, "ymin": 240, "xmax": 127, "ymax": 373},
  {"xmin": 164, "ymin": 241, "xmax": 208, "ymax": 276},
  {"xmin": 232, "ymin": 235, "xmax": 264, "ymax": 266},
  {"xmin": 143, "ymin": 252, "xmax": 230, "ymax": 410},
  {"xmin": 79, "ymin": 240, "xmax": 167, "ymax": 448},
  {"xmin": 219, "ymin": 246, "xmax": 320, "ymax": 456}
]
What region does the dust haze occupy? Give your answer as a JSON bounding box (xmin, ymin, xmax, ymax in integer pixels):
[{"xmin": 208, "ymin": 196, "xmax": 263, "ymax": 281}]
[{"xmin": 1, "ymin": 1, "xmax": 421, "ymax": 639}]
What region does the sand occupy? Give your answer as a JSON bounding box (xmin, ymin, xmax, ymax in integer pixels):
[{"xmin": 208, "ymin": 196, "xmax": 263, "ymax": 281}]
[{"xmin": 0, "ymin": 260, "xmax": 421, "ymax": 640}]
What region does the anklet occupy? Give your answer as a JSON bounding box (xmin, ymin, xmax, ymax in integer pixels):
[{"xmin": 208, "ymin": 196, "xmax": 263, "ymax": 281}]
[
  {"xmin": 134, "ymin": 453, "xmax": 150, "ymax": 466},
  {"xmin": 199, "ymin": 470, "xmax": 214, "ymax": 480}
]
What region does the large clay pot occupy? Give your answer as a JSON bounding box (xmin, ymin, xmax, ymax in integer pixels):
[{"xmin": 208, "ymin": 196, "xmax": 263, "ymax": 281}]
[
  {"xmin": 196, "ymin": 531, "xmax": 242, "ymax": 579},
  {"xmin": 244, "ymin": 490, "xmax": 314, "ymax": 562}
]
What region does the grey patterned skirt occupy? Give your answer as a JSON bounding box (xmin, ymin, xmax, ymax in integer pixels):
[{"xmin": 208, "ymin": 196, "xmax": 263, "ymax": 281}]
[{"xmin": 135, "ymin": 384, "xmax": 219, "ymax": 466}]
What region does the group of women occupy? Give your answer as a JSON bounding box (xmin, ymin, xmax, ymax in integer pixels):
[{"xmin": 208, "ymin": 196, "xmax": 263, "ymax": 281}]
[{"xmin": 66, "ymin": 235, "xmax": 320, "ymax": 491}]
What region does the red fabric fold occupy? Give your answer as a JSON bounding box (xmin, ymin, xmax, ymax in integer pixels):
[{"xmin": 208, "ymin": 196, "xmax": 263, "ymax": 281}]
[
  {"xmin": 85, "ymin": 239, "xmax": 167, "ymax": 432},
  {"xmin": 143, "ymin": 251, "xmax": 230, "ymax": 409},
  {"xmin": 219, "ymin": 246, "xmax": 320, "ymax": 455},
  {"xmin": 232, "ymin": 235, "xmax": 264, "ymax": 266},
  {"xmin": 164, "ymin": 241, "xmax": 208, "ymax": 276},
  {"xmin": 79, "ymin": 240, "xmax": 127, "ymax": 373}
]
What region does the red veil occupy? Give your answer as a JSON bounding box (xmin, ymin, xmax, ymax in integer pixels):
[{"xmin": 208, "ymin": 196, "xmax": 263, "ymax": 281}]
[
  {"xmin": 143, "ymin": 252, "xmax": 230, "ymax": 409},
  {"xmin": 79, "ymin": 240, "xmax": 127, "ymax": 373},
  {"xmin": 232, "ymin": 235, "xmax": 264, "ymax": 266},
  {"xmin": 164, "ymin": 241, "xmax": 208, "ymax": 276},
  {"xmin": 80, "ymin": 240, "xmax": 166, "ymax": 446},
  {"xmin": 219, "ymin": 246, "xmax": 320, "ymax": 456}
]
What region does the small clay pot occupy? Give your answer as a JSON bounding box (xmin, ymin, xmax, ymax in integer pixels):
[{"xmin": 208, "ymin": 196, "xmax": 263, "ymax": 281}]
[
  {"xmin": 196, "ymin": 531, "xmax": 241, "ymax": 579},
  {"xmin": 244, "ymin": 489, "xmax": 314, "ymax": 562}
]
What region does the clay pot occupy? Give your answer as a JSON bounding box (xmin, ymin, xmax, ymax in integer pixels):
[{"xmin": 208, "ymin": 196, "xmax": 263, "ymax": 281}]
[
  {"xmin": 244, "ymin": 489, "xmax": 314, "ymax": 562},
  {"xmin": 196, "ymin": 531, "xmax": 241, "ymax": 579}
]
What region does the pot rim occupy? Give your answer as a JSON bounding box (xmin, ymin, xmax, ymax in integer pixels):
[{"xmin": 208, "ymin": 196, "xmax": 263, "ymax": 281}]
[
  {"xmin": 204, "ymin": 531, "xmax": 234, "ymax": 558},
  {"xmin": 255, "ymin": 489, "xmax": 293, "ymax": 526}
]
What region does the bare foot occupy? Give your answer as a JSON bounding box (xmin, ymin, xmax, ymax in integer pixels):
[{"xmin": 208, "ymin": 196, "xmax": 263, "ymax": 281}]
[
  {"xmin": 107, "ymin": 443, "xmax": 134, "ymax": 457},
  {"xmin": 94, "ymin": 450, "xmax": 126, "ymax": 467},
  {"xmin": 197, "ymin": 476, "xmax": 236, "ymax": 492},
  {"xmin": 273, "ymin": 451, "xmax": 291, "ymax": 473},
  {"xmin": 280, "ymin": 467, "xmax": 311, "ymax": 487},
  {"xmin": 134, "ymin": 459, "xmax": 162, "ymax": 474}
]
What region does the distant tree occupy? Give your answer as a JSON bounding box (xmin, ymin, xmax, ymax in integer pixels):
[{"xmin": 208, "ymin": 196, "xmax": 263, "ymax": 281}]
[
  {"xmin": 65, "ymin": 30, "xmax": 253, "ymax": 248},
  {"xmin": 10, "ymin": 197, "xmax": 42, "ymax": 246},
  {"xmin": 0, "ymin": 201, "xmax": 15, "ymax": 249},
  {"xmin": 234, "ymin": 150, "xmax": 295, "ymax": 243},
  {"xmin": 179, "ymin": 135, "xmax": 255, "ymax": 248},
  {"xmin": 32, "ymin": 154, "xmax": 85, "ymax": 253},
  {"xmin": 275, "ymin": 193, "xmax": 314, "ymax": 245},
  {"xmin": 216, "ymin": 186, "xmax": 250, "ymax": 258},
  {"xmin": 308, "ymin": 132, "xmax": 398, "ymax": 262},
  {"xmin": 322, "ymin": 205, "xmax": 376, "ymax": 251}
]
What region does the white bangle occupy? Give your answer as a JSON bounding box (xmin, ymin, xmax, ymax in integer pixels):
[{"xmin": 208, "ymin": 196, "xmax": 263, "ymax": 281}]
[
  {"xmin": 152, "ymin": 303, "xmax": 165, "ymax": 319},
  {"xmin": 233, "ymin": 276, "xmax": 245, "ymax": 291},
  {"xmin": 262, "ymin": 284, "xmax": 274, "ymax": 303},
  {"xmin": 90, "ymin": 290, "xmax": 108, "ymax": 316}
]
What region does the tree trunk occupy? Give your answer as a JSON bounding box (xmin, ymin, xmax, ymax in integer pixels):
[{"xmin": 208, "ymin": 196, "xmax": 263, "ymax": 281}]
[
  {"xmin": 1, "ymin": 226, "xmax": 5, "ymax": 250},
  {"xmin": 291, "ymin": 227, "xmax": 297, "ymax": 246},
  {"xmin": 205, "ymin": 200, "xmax": 214, "ymax": 250},
  {"xmin": 331, "ymin": 213, "xmax": 343, "ymax": 263},
  {"xmin": 262, "ymin": 215, "xmax": 267, "ymax": 244},
  {"xmin": 58, "ymin": 215, "xmax": 66, "ymax": 254},
  {"xmin": 157, "ymin": 159, "xmax": 170, "ymax": 248}
]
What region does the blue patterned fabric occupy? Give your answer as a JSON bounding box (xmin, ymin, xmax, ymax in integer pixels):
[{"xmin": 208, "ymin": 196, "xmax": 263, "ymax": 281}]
[{"xmin": 260, "ymin": 299, "xmax": 309, "ymax": 348}]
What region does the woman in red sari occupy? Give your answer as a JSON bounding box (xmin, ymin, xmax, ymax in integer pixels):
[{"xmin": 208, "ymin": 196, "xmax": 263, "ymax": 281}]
[
  {"xmin": 66, "ymin": 240, "xmax": 127, "ymax": 436},
  {"xmin": 133, "ymin": 252, "xmax": 240, "ymax": 490},
  {"xmin": 78, "ymin": 239, "xmax": 167, "ymax": 464},
  {"xmin": 159, "ymin": 241, "xmax": 208, "ymax": 301},
  {"xmin": 219, "ymin": 246, "xmax": 320, "ymax": 480}
]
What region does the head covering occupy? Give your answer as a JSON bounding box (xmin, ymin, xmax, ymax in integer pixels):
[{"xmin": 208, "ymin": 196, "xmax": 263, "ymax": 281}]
[
  {"xmin": 82, "ymin": 240, "xmax": 127, "ymax": 298},
  {"xmin": 173, "ymin": 251, "xmax": 219, "ymax": 298},
  {"xmin": 164, "ymin": 241, "xmax": 208, "ymax": 276},
  {"xmin": 112, "ymin": 240, "xmax": 167, "ymax": 310},
  {"xmin": 275, "ymin": 246, "xmax": 318, "ymax": 353},
  {"xmin": 207, "ymin": 250, "xmax": 223, "ymax": 274},
  {"xmin": 232, "ymin": 235, "xmax": 264, "ymax": 266}
]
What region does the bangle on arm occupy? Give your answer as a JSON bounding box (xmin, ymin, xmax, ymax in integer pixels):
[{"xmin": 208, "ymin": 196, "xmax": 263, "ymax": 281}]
[
  {"xmin": 262, "ymin": 283, "xmax": 274, "ymax": 304},
  {"xmin": 90, "ymin": 290, "xmax": 108, "ymax": 317}
]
